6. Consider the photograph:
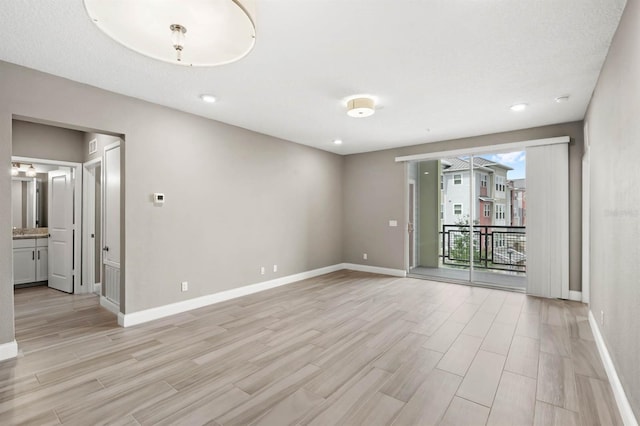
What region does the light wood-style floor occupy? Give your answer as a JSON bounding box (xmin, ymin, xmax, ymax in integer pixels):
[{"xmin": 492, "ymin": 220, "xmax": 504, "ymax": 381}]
[{"xmin": 1, "ymin": 271, "xmax": 622, "ymax": 425}]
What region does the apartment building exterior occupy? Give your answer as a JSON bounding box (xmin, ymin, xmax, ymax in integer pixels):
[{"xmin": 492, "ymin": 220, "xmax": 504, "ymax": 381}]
[
  {"xmin": 441, "ymin": 157, "xmax": 513, "ymax": 226},
  {"xmin": 509, "ymin": 178, "xmax": 526, "ymax": 226}
]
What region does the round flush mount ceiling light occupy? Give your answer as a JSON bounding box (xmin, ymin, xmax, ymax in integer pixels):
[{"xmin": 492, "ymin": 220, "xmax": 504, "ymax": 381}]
[
  {"xmin": 555, "ymin": 95, "xmax": 570, "ymax": 103},
  {"xmin": 333, "ymin": 139, "xmax": 343, "ymax": 145},
  {"xmin": 200, "ymin": 94, "xmax": 217, "ymax": 103},
  {"xmin": 83, "ymin": 0, "xmax": 256, "ymax": 67},
  {"xmin": 347, "ymin": 97, "xmax": 376, "ymax": 118},
  {"xmin": 510, "ymin": 103, "xmax": 528, "ymax": 112}
]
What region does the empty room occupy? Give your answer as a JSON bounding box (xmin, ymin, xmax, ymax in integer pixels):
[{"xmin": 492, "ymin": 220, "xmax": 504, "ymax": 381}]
[{"xmin": 0, "ymin": 0, "xmax": 638, "ymax": 425}]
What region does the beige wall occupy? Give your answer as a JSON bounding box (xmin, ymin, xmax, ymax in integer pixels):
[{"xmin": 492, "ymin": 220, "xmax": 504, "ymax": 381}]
[
  {"xmin": 0, "ymin": 61, "xmax": 344, "ymax": 345},
  {"xmin": 585, "ymin": 0, "xmax": 639, "ymax": 418},
  {"xmin": 12, "ymin": 120, "xmax": 85, "ymax": 163},
  {"xmin": 343, "ymin": 121, "xmax": 584, "ymax": 292}
]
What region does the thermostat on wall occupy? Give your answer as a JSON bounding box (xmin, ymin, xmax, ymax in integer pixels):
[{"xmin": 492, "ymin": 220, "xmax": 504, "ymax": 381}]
[{"xmin": 153, "ymin": 193, "xmax": 165, "ymax": 204}]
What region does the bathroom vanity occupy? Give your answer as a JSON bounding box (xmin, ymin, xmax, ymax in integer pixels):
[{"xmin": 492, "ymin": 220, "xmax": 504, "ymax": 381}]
[{"xmin": 13, "ymin": 229, "xmax": 49, "ymax": 286}]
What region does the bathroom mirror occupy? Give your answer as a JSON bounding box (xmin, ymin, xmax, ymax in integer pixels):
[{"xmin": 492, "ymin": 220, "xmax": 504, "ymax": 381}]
[{"xmin": 11, "ymin": 177, "xmax": 47, "ymax": 229}]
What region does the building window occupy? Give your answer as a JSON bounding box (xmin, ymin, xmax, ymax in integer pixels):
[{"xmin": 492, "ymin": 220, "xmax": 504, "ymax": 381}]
[
  {"xmin": 454, "ymin": 174, "xmax": 462, "ymax": 185},
  {"xmin": 495, "ymin": 204, "xmax": 505, "ymax": 220},
  {"xmin": 441, "ymin": 175, "xmax": 444, "ymax": 190},
  {"xmin": 484, "ymin": 204, "xmax": 491, "ymax": 217},
  {"xmin": 441, "ymin": 204, "xmax": 444, "ymax": 219},
  {"xmin": 480, "ymin": 174, "xmax": 487, "ymax": 187},
  {"xmin": 453, "ymin": 203, "xmax": 463, "ymax": 215},
  {"xmin": 495, "ymin": 176, "xmax": 505, "ymax": 192}
]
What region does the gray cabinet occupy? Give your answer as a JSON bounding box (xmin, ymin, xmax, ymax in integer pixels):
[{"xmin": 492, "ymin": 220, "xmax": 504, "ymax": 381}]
[
  {"xmin": 13, "ymin": 238, "xmax": 48, "ymax": 285},
  {"xmin": 36, "ymin": 246, "xmax": 48, "ymax": 282}
]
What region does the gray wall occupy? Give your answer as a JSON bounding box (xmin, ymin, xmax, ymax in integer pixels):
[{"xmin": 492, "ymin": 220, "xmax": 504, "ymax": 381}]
[
  {"xmin": 343, "ymin": 121, "xmax": 584, "ymax": 293},
  {"xmin": 12, "ymin": 120, "xmax": 85, "ymax": 163},
  {"xmin": 584, "ymin": 0, "xmax": 639, "ymax": 418},
  {"xmin": 0, "ymin": 60, "xmax": 344, "ymax": 346}
]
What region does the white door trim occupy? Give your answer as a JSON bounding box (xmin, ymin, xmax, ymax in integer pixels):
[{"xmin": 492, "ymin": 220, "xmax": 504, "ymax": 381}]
[
  {"xmin": 82, "ymin": 158, "xmax": 102, "ymax": 295},
  {"xmin": 408, "ymin": 178, "xmax": 417, "ymax": 270},
  {"xmin": 582, "ymin": 124, "xmax": 591, "ymax": 304},
  {"xmin": 394, "ymin": 136, "xmax": 570, "ymax": 163},
  {"xmin": 12, "ymin": 156, "xmax": 82, "ymax": 294}
]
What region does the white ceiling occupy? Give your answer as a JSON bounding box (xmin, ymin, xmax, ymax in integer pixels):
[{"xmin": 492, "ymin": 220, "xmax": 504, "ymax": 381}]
[{"xmin": 0, "ymin": 0, "xmax": 627, "ymax": 154}]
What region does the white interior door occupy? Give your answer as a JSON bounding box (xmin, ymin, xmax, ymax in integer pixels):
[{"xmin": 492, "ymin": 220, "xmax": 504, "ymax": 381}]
[
  {"xmin": 103, "ymin": 142, "xmax": 121, "ymax": 305},
  {"xmin": 48, "ymin": 169, "xmax": 74, "ymax": 293}
]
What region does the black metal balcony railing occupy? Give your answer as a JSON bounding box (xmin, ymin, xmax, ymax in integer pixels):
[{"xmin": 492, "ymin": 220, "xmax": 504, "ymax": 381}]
[{"xmin": 440, "ymin": 225, "xmax": 526, "ymax": 273}]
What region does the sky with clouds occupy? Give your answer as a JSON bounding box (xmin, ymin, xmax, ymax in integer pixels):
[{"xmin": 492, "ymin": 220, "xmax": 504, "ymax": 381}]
[{"xmin": 487, "ymin": 151, "xmax": 525, "ymax": 179}]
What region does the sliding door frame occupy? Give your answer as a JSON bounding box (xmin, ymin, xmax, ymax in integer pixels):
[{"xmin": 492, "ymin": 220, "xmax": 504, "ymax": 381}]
[{"xmin": 400, "ymin": 136, "xmax": 570, "ymax": 293}]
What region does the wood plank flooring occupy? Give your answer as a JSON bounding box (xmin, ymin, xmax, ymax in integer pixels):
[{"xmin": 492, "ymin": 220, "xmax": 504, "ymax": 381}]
[{"xmin": 1, "ymin": 271, "xmax": 622, "ymax": 425}]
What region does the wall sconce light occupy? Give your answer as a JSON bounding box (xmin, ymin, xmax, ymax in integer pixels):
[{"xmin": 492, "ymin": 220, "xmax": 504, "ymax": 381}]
[{"xmin": 26, "ymin": 164, "xmax": 37, "ymax": 177}]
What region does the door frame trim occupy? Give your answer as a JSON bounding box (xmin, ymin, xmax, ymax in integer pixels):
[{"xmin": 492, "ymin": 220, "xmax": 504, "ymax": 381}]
[
  {"xmin": 83, "ymin": 157, "xmax": 102, "ymax": 295},
  {"xmin": 408, "ymin": 178, "xmax": 417, "ymax": 270},
  {"xmin": 12, "ymin": 156, "xmax": 82, "ymax": 294}
]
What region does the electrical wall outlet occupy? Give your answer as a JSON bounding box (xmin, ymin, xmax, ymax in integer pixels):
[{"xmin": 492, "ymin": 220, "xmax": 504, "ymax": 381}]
[
  {"xmin": 363, "ymin": 253, "xmax": 368, "ymax": 260},
  {"xmin": 273, "ymin": 264, "xmax": 278, "ymax": 272},
  {"xmin": 181, "ymin": 281, "xmax": 188, "ymax": 292},
  {"xmin": 260, "ymin": 266, "xmax": 265, "ymax": 275}
]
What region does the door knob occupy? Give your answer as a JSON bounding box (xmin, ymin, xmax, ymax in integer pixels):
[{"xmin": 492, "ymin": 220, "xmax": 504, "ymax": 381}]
[{"xmin": 103, "ymin": 246, "xmax": 109, "ymax": 252}]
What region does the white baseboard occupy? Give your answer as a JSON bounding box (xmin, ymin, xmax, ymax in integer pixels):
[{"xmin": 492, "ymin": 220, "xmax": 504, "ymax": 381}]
[
  {"xmin": 100, "ymin": 296, "xmax": 120, "ymax": 315},
  {"xmin": 342, "ymin": 263, "xmax": 407, "ymax": 278},
  {"xmin": 588, "ymin": 311, "xmax": 639, "ymax": 426},
  {"xmin": 568, "ymin": 290, "xmax": 582, "ymax": 302},
  {"xmin": 118, "ymin": 263, "xmax": 345, "ymax": 328},
  {"xmin": 94, "ymin": 282, "xmax": 102, "ymax": 295},
  {"xmin": 0, "ymin": 340, "xmax": 18, "ymax": 362}
]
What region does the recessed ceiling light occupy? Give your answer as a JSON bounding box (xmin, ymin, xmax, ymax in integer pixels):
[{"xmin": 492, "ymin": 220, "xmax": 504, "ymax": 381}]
[
  {"xmin": 333, "ymin": 139, "xmax": 343, "ymax": 145},
  {"xmin": 510, "ymin": 103, "xmax": 528, "ymax": 112},
  {"xmin": 555, "ymin": 95, "xmax": 570, "ymax": 103},
  {"xmin": 200, "ymin": 94, "xmax": 217, "ymax": 103}
]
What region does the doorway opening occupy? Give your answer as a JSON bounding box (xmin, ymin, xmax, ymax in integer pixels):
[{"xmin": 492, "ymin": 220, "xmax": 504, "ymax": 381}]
[
  {"xmin": 12, "ymin": 158, "xmax": 81, "ymax": 293},
  {"xmin": 10, "ymin": 118, "xmax": 123, "ymax": 351},
  {"xmin": 408, "ymin": 151, "xmax": 527, "ymax": 291}
]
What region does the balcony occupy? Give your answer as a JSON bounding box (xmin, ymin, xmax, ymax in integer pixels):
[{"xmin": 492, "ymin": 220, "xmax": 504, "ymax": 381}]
[
  {"xmin": 441, "ymin": 224, "xmax": 526, "ymax": 273},
  {"xmin": 409, "ymin": 224, "xmax": 526, "ymax": 290}
]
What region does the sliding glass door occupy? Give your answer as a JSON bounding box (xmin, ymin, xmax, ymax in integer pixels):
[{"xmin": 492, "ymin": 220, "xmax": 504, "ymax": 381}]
[{"xmin": 408, "ymin": 150, "xmax": 527, "ymax": 291}]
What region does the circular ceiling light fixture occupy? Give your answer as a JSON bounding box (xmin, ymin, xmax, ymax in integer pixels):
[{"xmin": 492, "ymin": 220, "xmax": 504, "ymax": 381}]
[
  {"xmin": 347, "ymin": 97, "xmax": 376, "ymax": 118},
  {"xmin": 510, "ymin": 103, "xmax": 528, "ymax": 112},
  {"xmin": 333, "ymin": 139, "xmax": 343, "ymax": 145},
  {"xmin": 83, "ymin": 0, "xmax": 256, "ymax": 67}
]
